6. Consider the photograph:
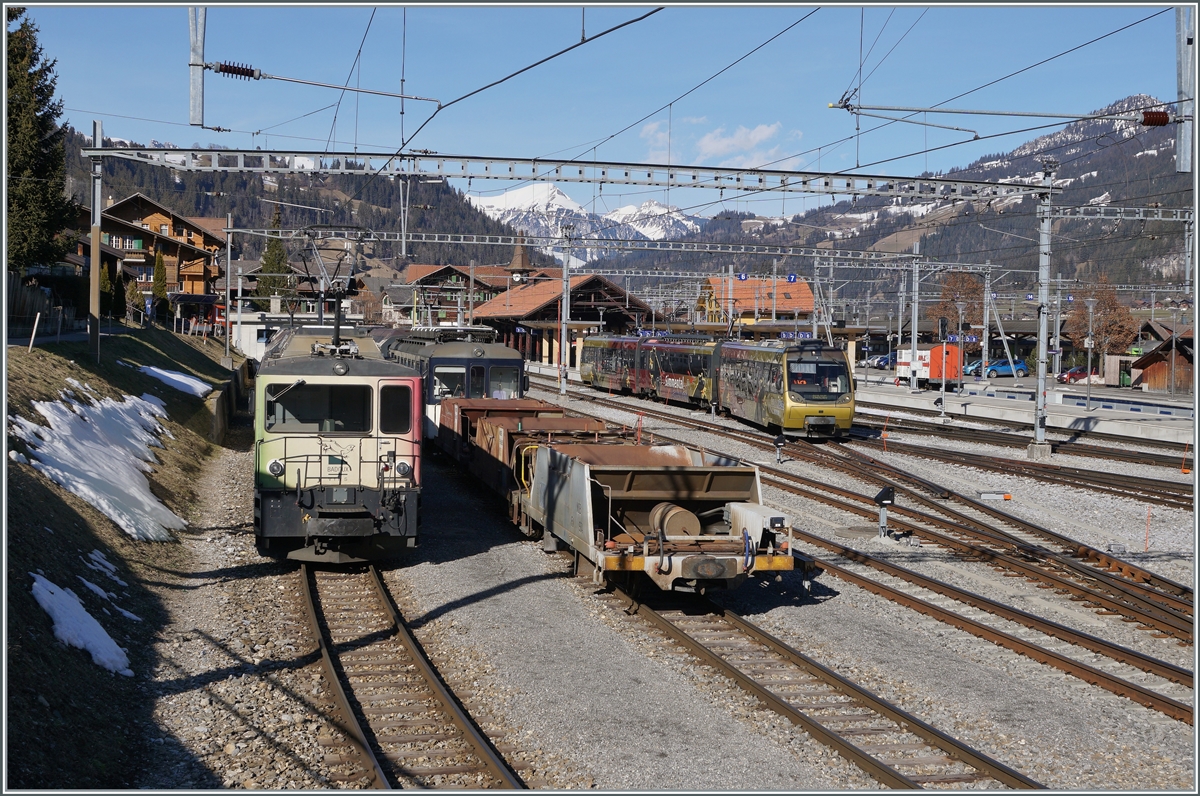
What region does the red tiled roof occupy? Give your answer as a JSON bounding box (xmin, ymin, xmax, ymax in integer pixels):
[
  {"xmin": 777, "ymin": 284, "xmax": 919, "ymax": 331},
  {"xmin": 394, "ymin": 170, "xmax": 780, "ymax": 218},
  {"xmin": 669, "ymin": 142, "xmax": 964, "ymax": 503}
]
[
  {"xmin": 473, "ymin": 275, "xmax": 596, "ymax": 318},
  {"xmin": 704, "ymin": 276, "xmax": 813, "ymax": 313},
  {"xmin": 402, "ymin": 263, "xmax": 563, "ymax": 289}
]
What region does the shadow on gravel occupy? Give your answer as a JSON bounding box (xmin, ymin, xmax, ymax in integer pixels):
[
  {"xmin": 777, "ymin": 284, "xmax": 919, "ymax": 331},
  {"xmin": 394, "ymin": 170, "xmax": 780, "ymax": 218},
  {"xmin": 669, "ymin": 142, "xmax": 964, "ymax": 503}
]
[
  {"xmin": 134, "ymin": 559, "xmax": 294, "ymax": 591},
  {"xmin": 397, "ymin": 454, "xmax": 550, "ymax": 567},
  {"xmin": 144, "ymin": 628, "xmax": 335, "ymax": 788},
  {"xmin": 714, "ymin": 568, "xmax": 843, "ymax": 618}
]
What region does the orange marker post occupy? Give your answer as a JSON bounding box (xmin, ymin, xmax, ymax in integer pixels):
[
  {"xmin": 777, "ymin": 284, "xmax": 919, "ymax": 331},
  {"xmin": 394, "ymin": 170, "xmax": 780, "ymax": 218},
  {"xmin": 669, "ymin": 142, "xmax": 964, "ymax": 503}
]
[
  {"xmin": 1182, "ymin": 443, "xmax": 1191, "ymax": 475},
  {"xmin": 882, "ymin": 413, "xmax": 891, "ymax": 452}
]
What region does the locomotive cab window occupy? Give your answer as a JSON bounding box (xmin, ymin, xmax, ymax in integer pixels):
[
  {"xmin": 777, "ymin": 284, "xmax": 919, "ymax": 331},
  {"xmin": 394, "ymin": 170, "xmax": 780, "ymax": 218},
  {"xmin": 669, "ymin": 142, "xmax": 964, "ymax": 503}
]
[
  {"xmin": 470, "ymin": 365, "xmax": 486, "ymax": 398},
  {"xmin": 266, "ymin": 383, "xmax": 371, "ymax": 432},
  {"xmin": 432, "ymin": 366, "xmax": 466, "ymax": 402},
  {"xmin": 491, "ymin": 366, "xmax": 519, "ymax": 399},
  {"xmin": 788, "ymin": 361, "xmax": 849, "ymax": 397},
  {"xmin": 379, "ymin": 385, "xmax": 412, "ymax": 434}
]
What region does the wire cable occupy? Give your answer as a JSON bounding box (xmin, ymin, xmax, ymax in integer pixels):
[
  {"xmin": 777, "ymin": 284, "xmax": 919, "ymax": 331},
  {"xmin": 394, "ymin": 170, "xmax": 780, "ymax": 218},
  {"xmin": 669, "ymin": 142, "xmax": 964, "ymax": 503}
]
[{"xmin": 343, "ymin": 7, "xmax": 664, "ymax": 208}]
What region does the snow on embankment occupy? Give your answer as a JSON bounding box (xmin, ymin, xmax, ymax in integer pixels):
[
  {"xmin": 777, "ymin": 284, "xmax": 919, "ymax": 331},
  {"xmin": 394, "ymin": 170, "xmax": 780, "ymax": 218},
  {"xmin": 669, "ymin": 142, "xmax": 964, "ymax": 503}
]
[
  {"xmin": 29, "ymin": 573, "xmax": 134, "ymax": 676},
  {"xmin": 8, "ymin": 379, "xmax": 187, "ymax": 541},
  {"xmin": 126, "ymin": 362, "xmax": 213, "ymax": 398}
]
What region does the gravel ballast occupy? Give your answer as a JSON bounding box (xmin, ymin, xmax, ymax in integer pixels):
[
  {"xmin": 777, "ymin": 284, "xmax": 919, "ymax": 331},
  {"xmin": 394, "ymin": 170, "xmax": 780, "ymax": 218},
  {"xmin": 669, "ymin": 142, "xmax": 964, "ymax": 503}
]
[{"xmin": 134, "ymin": 390, "xmax": 1194, "ymax": 790}]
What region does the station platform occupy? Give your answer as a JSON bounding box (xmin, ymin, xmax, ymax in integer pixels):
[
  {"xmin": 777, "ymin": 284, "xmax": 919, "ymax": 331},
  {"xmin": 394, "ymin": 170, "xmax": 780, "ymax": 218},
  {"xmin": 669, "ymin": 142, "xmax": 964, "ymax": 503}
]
[{"xmin": 854, "ymin": 376, "xmax": 1196, "ymax": 447}]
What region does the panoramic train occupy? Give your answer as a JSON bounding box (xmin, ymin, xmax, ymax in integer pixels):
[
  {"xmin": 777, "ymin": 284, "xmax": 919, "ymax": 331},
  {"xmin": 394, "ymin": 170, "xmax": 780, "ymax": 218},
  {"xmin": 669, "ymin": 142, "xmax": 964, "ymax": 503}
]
[
  {"xmin": 379, "ymin": 325, "xmax": 528, "ymax": 440},
  {"xmin": 436, "ymin": 397, "xmax": 798, "ymax": 594},
  {"xmin": 580, "ymin": 334, "xmax": 855, "ymax": 437},
  {"xmin": 253, "ymin": 325, "xmax": 424, "ymax": 562}
]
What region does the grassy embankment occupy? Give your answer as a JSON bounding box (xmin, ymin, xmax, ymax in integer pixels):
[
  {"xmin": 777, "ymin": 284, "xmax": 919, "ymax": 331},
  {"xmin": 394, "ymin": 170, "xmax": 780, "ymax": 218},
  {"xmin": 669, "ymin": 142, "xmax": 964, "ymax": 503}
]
[{"xmin": 6, "ymin": 327, "xmax": 247, "ymax": 788}]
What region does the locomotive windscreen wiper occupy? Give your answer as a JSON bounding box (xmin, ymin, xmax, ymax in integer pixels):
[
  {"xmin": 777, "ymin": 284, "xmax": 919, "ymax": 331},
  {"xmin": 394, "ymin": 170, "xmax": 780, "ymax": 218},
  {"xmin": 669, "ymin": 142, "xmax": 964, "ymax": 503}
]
[{"xmin": 272, "ymin": 379, "xmax": 307, "ymax": 400}]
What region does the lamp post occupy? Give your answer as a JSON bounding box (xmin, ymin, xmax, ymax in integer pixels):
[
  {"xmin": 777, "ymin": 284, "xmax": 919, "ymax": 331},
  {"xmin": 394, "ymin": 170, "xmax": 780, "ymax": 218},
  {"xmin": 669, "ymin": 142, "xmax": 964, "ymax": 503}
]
[
  {"xmin": 1084, "ymin": 297, "xmax": 1097, "ymax": 411},
  {"xmin": 955, "ymin": 300, "xmax": 967, "ymax": 392},
  {"xmin": 887, "ymin": 309, "xmax": 894, "ymax": 362}
]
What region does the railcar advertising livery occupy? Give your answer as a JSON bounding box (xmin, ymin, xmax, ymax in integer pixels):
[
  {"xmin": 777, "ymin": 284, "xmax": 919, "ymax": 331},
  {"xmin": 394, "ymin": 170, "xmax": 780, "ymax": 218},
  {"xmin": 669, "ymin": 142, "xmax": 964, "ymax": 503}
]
[{"xmin": 579, "ymin": 334, "xmax": 855, "ymax": 437}]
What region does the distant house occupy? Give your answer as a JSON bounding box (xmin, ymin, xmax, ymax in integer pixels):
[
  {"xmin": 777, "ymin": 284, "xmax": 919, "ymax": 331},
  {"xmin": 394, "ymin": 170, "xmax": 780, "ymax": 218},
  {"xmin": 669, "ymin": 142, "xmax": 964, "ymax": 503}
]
[
  {"xmin": 698, "ymin": 276, "xmax": 814, "ymax": 324},
  {"xmin": 74, "ymin": 193, "xmax": 227, "ymax": 319}
]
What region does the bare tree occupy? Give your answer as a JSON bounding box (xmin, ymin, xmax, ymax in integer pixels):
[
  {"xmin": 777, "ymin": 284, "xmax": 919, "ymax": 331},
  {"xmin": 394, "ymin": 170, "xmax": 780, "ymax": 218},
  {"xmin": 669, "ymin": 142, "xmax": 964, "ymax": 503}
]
[{"xmin": 1062, "ymin": 277, "xmax": 1139, "ymax": 376}]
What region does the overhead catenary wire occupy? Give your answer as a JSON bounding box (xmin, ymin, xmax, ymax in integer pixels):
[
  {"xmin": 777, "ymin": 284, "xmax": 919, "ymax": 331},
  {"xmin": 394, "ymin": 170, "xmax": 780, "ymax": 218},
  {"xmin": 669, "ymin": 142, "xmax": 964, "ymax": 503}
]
[{"xmin": 342, "ymin": 7, "xmax": 665, "ymax": 210}]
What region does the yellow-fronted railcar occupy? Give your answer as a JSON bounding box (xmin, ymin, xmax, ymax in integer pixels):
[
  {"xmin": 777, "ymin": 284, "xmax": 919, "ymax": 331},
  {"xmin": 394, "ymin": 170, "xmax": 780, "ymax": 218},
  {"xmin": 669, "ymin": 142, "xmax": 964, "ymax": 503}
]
[{"xmin": 717, "ymin": 340, "xmax": 854, "ymax": 437}]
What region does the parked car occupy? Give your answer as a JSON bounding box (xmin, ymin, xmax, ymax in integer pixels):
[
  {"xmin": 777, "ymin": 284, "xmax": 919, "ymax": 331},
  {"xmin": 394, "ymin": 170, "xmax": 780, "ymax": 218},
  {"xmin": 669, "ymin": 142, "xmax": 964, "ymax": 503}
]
[
  {"xmin": 984, "ymin": 359, "xmax": 1029, "ymax": 378},
  {"xmin": 870, "ymin": 352, "xmax": 897, "ymax": 369},
  {"xmin": 1057, "ymin": 365, "xmax": 1096, "ymax": 383},
  {"xmin": 963, "ymin": 359, "xmax": 983, "ymax": 376}
]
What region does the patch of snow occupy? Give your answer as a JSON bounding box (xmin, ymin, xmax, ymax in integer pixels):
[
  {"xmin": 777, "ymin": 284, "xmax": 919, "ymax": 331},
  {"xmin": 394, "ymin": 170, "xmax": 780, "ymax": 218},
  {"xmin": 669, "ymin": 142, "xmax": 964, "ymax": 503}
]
[
  {"xmin": 29, "ymin": 573, "xmax": 134, "ymax": 676},
  {"xmin": 138, "ymin": 366, "xmax": 213, "ymax": 398},
  {"xmin": 1087, "ymin": 192, "xmax": 1112, "ymax": 206},
  {"xmin": 8, "ymin": 392, "xmax": 187, "ymax": 541},
  {"xmin": 76, "ymin": 576, "xmax": 113, "ymax": 601},
  {"xmin": 9, "ymin": 450, "xmax": 28, "ymax": 464}
]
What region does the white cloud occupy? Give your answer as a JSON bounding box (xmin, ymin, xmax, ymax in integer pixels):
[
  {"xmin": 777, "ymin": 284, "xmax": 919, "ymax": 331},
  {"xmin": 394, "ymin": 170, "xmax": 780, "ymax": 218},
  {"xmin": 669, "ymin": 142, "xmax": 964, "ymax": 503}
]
[
  {"xmin": 695, "ymin": 123, "xmax": 782, "ymax": 161},
  {"xmin": 640, "ymin": 120, "xmax": 671, "ymax": 162}
]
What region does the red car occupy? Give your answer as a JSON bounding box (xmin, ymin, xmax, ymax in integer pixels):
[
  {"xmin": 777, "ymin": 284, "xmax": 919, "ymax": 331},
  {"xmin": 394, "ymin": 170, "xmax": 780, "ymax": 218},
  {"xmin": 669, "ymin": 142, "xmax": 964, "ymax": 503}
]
[{"xmin": 1057, "ymin": 365, "xmax": 1095, "ymax": 383}]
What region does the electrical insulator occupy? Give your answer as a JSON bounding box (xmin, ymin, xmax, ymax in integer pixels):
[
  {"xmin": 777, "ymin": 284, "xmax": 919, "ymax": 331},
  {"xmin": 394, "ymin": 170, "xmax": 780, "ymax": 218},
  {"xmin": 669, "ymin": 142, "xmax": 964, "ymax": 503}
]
[
  {"xmin": 1140, "ymin": 111, "xmax": 1171, "ymax": 127},
  {"xmin": 215, "ymin": 62, "xmax": 260, "ymax": 80}
]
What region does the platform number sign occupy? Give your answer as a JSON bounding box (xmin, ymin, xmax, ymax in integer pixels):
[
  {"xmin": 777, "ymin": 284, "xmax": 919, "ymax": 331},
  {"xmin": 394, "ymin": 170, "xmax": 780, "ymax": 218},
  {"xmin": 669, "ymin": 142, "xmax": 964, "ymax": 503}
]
[
  {"xmin": 786, "ymin": 273, "xmax": 797, "ymax": 283},
  {"xmin": 779, "ymin": 331, "xmax": 796, "ymax": 339},
  {"xmin": 1067, "ymin": 294, "xmax": 1075, "ymax": 302},
  {"xmin": 736, "ymin": 272, "xmax": 748, "ymax": 281},
  {"xmin": 991, "ymin": 292, "xmax": 997, "ymax": 299},
  {"xmin": 1026, "ymin": 293, "xmax": 1035, "ymax": 301},
  {"xmin": 798, "ymin": 331, "xmax": 813, "ymax": 339},
  {"xmin": 966, "ymin": 335, "xmax": 979, "ymax": 343},
  {"xmin": 947, "ymin": 334, "xmax": 959, "ymax": 342}
]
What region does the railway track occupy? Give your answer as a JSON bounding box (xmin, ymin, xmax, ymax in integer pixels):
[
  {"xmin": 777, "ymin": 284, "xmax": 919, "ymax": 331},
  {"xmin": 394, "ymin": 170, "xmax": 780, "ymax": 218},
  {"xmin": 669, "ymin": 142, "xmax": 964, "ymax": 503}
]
[
  {"xmin": 851, "ymin": 414, "xmax": 1195, "ymax": 470},
  {"xmin": 845, "ymin": 434, "xmax": 1193, "ymax": 510},
  {"xmin": 590, "ymin": 576, "xmax": 1045, "ymax": 789},
  {"xmin": 853, "ymin": 397, "xmax": 1194, "ymax": 456},
  {"xmin": 527, "ymin": 384, "xmax": 1194, "ymax": 715},
  {"xmin": 299, "ymin": 563, "xmax": 525, "ymax": 789},
  {"xmin": 533, "ymin": 383, "xmax": 1192, "ymax": 633}
]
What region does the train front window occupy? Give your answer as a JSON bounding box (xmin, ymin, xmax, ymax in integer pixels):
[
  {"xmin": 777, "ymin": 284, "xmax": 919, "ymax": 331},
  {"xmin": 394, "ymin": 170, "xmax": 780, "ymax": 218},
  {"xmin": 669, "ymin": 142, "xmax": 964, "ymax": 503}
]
[
  {"xmin": 787, "ymin": 361, "xmax": 849, "ymax": 398},
  {"xmin": 432, "ymin": 366, "xmax": 466, "ymax": 402},
  {"xmin": 266, "ymin": 383, "xmax": 371, "ymax": 432},
  {"xmin": 491, "ymin": 366, "xmax": 519, "ymax": 399},
  {"xmin": 380, "ymin": 386, "xmax": 412, "ymax": 434},
  {"xmin": 470, "ymin": 365, "xmax": 486, "ymax": 398}
]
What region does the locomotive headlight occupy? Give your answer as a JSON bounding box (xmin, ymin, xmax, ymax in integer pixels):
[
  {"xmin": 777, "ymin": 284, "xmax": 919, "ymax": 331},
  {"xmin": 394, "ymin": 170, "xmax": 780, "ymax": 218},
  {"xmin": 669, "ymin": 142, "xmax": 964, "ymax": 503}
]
[
  {"xmin": 332, "ymin": 361, "xmax": 349, "ymax": 376},
  {"xmin": 395, "ymin": 460, "xmax": 412, "ymax": 477},
  {"xmin": 267, "ymin": 459, "xmax": 285, "ymax": 477}
]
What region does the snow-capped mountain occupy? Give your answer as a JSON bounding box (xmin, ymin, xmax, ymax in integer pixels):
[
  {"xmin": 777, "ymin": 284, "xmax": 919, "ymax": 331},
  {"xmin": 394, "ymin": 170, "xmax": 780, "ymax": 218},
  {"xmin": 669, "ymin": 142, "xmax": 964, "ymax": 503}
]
[{"xmin": 466, "ymin": 183, "xmax": 705, "ymax": 264}]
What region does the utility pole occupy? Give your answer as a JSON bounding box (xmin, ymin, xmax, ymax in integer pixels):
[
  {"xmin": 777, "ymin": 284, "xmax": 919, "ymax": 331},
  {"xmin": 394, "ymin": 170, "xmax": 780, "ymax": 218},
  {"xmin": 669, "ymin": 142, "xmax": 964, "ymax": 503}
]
[
  {"xmin": 772, "ymin": 258, "xmax": 777, "ymax": 321},
  {"xmin": 909, "ymin": 243, "xmax": 920, "ymax": 391},
  {"xmin": 1052, "ymin": 274, "xmax": 1063, "ymax": 379},
  {"xmin": 560, "ymin": 225, "xmax": 573, "ymax": 396},
  {"xmin": 468, "ymin": 259, "xmax": 476, "ymax": 326},
  {"xmin": 1030, "ymin": 158, "xmax": 1057, "ymax": 460},
  {"xmin": 223, "ymin": 211, "xmax": 232, "ymax": 359},
  {"xmin": 981, "ymin": 264, "xmax": 992, "ymax": 376},
  {"xmin": 89, "ymin": 120, "xmax": 103, "ymax": 362}
]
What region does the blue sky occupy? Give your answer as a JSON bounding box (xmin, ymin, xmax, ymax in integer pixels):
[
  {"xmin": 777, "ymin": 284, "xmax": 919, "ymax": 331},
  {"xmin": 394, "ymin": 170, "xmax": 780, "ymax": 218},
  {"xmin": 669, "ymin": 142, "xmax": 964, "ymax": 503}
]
[{"xmin": 21, "ymin": 4, "xmax": 1184, "ymax": 218}]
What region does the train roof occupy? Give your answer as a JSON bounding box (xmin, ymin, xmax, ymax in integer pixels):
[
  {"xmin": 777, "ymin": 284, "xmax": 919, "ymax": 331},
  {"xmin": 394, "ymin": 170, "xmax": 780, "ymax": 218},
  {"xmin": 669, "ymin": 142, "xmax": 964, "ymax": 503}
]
[{"xmin": 259, "ymin": 325, "xmax": 421, "ymax": 378}]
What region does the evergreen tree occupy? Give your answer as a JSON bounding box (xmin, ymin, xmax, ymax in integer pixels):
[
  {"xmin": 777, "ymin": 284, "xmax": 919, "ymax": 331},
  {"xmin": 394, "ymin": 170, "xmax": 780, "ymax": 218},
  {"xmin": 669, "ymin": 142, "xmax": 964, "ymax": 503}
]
[
  {"xmin": 6, "ymin": 7, "xmax": 78, "ymax": 275},
  {"xmin": 152, "ymin": 250, "xmax": 167, "ymax": 321},
  {"xmin": 125, "ymin": 276, "xmax": 143, "ymax": 320},
  {"xmin": 98, "ymin": 255, "xmax": 112, "ymax": 315},
  {"xmin": 255, "ymin": 206, "xmax": 293, "ymax": 308},
  {"xmin": 110, "ymin": 263, "xmax": 125, "ymax": 317}
]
